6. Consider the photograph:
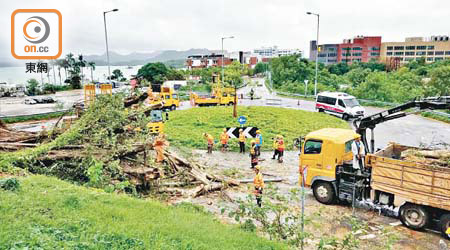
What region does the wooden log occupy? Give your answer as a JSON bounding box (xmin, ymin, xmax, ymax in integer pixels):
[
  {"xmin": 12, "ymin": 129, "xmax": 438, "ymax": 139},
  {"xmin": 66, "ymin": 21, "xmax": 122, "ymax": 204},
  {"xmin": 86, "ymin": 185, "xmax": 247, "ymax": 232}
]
[{"xmin": 124, "ymin": 92, "xmax": 149, "ymax": 107}]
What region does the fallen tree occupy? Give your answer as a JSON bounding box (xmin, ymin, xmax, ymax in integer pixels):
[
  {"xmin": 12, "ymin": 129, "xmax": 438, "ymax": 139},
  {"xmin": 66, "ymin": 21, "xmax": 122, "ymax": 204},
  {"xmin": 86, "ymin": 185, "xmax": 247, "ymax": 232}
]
[{"xmin": 0, "ymin": 93, "xmax": 240, "ymax": 198}]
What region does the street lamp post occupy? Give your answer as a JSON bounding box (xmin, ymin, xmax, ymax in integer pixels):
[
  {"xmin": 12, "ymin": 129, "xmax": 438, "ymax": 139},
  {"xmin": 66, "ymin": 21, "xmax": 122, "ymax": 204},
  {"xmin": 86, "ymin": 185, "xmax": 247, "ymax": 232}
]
[
  {"xmin": 103, "ymin": 8, "xmax": 119, "ymax": 85},
  {"xmin": 221, "ymin": 36, "xmax": 234, "ymax": 86},
  {"xmin": 307, "ymin": 11, "xmax": 320, "ymax": 96}
]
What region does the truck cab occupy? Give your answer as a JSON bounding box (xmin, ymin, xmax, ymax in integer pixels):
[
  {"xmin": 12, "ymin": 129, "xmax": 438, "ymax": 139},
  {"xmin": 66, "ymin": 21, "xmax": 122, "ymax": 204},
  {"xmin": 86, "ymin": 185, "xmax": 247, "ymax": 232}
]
[
  {"xmin": 299, "ymin": 128, "xmax": 360, "ymax": 204},
  {"xmin": 148, "ymin": 87, "xmax": 180, "ymax": 111}
]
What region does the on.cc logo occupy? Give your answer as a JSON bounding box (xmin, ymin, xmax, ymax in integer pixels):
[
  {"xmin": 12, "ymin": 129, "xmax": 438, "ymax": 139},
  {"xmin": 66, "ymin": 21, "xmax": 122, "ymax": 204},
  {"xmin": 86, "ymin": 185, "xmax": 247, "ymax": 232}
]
[{"xmin": 11, "ymin": 9, "xmax": 62, "ymax": 60}]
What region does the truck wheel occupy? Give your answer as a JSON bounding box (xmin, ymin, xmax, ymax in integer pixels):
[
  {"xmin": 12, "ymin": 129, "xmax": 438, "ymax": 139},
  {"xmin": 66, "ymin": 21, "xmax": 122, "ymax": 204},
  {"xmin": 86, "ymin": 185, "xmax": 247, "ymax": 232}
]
[
  {"xmin": 312, "ymin": 181, "xmax": 335, "ymax": 205},
  {"xmin": 318, "ymin": 108, "xmax": 324, "ymax": 113},
  {"xmin": 439, "ymin": 214, "xmax": 450, "ymax": 239},
  {"xmin": 399, "ymin": 204, "xmax": 429, "ymax": 230},
  {"xmin": 171, "ymin": 105, "xmax": 176, "ymax": 111},
  {"xmin": 229, "ymin": 102, "xmax": 233, "ymax": 106},
  {"xmin": 342, "ymin": 114, "xmax": 349, "ymax": 121}
]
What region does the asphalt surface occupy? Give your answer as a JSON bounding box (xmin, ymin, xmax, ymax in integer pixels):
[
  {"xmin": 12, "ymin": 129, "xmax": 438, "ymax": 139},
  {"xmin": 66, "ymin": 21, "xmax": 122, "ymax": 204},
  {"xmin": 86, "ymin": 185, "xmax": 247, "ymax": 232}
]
[{"xmin": 3, "ymin": 78, "xmax": 450, "ymax": 150}]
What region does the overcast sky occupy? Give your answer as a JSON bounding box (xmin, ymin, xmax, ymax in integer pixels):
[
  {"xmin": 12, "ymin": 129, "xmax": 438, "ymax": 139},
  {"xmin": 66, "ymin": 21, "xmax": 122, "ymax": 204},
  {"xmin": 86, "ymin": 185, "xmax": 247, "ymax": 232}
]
[{"xmin": 1, "ymin": 0, "xmax": 449, "ymax": 62}]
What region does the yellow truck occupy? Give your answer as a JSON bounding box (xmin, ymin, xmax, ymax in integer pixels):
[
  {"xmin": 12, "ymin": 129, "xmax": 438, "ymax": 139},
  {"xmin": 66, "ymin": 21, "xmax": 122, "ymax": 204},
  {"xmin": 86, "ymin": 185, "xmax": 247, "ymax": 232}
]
[
  {"xmin": 299, "ymin": 97, "xmax": 450, "ymax": 238},
  {"xmin": 299, "ymin": 128, "xmax": 450, "ymax": 238},
  {"xmin": 190, "ymin": 86, "xmax": 236, "ymax": 107},
  {"xmin": 148, "ymin": 87, "xmax": 180, "ymax": 111}
]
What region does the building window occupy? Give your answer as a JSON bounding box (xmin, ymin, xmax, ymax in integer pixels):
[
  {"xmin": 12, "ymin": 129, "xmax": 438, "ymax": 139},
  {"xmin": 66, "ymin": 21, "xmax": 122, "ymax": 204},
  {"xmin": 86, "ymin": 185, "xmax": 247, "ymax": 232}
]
[
  {"xmin": 394, "ymin": 52, "xmax": 404, "ymax": 56},
  {"xmin": 328, "ymin": 59, "xmax": 337, "ymax": 62},
  {"xmin": 445, "ymin": 51, "xmax": 450, "ymax": 55},
  {"xmin": 416, "ymin": 51, "xmax": 426, "ymax": 56},
  {"xmin": 387, "ymin": 52, "xmax": 393, "ymax": 56},
  {"xmin": 342, "ymin": 47, "xmax": 351, "ymax": 51},
  {"xmin": 387, "ymin": 46, "xmax": 393, "ymax": 50},
  {"xmin": 435, "ymin": 57, "xmax": 444, "ymax": 61},
  {"xmin": 394, "ymin": 46, "xmax": 404, "ymax": 50},
  {"xmin": 370, "ymin": 47, "xmax": 380, "ymax": 50},
  {"xmin": 328, "ymin": 53, "xmax": 337, "ymax": 57},
  {"xmin": 352, "ymin": 58, "xmax": 362, "ymax": 62},
  {"xmin": 342, "ymin": 59, "xmax": 351, "ymax": 62},
  {"xmin": 342, "ymin": 53, "xmax": 351, "ymax": 57},
  {"xmin": 427, "ymin": 45, "xmax": 435, "ymax": 50},
  {"xmin": 370, "ymin": 52, "xmax": 380, "ymax": 56},
  {"xmin": 397, "ymin": 57, "xmax": 404, "ymax": 61},
  {"xmin": 435, "ymin": 51, "xmax": 444, "ymax": 55},
  {"xmin": 318, "ymin": 54, "xmax": 327, "ymax": 57},
  {"xmin": 328, "ymin": 48, "xmax": 336, "ymax": 52},
  {"xmin": 352, "ymin": 47, "xmax": 362, "ymax": 51},
  {"xmin": 405, "ymin": 52, "xmax": 415, "ymax": 56},
  {"xmin": 405, "ymin": 58, "xmax": 414, "ymax": 61},
  {"xmin": 427, "ymin": 57, "xmax": 434, "ymax": 61},
  {"xmin": 416, "ymin": 46, "xmax": 426, "ymax": 50},
  {"xmin": 352, "ymin": 53, "xmax": 362, "ymax": 56},
  {"xmin": 405, "ymin": 46, "xmax": 416, "ymax": 50}
]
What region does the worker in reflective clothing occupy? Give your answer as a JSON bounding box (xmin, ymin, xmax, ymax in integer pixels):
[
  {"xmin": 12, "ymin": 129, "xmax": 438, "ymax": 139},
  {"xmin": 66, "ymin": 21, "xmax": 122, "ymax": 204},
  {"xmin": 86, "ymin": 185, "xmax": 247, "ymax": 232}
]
[
  {"xmin": 203, "ymin": 133, "xmax": 214, "ymax": 154},
  {"xmin": 153, "ymin": 134, "xmax": 169, "ymax": 163},
  {"xmin": 238, "ymin": 129, "xmax": 246, "ymax": 153},
  {"xmin": 277, "ymin": 135, "xmax": 285, "ymax": 163},
  {"xmin": 255, "ymin": 130, "xmax": 263, "ymax": 156},
  {"xmin": 351, "ymin": 137, "xmax": 365, "ymax": 171},
  {"xmin": 253, "ymin": 165, "xmax": 264, "ymax": 207},
  {"xmin": 250, "ymin": 140, "xmax": 258, "ymax": 169},
  {"xmin": 272, "ymin": 135, "xmax": 280, "ymax": 160},
  {"xmin": 220, "ymin": 128, "xmax": 229, "ymax": 153}
]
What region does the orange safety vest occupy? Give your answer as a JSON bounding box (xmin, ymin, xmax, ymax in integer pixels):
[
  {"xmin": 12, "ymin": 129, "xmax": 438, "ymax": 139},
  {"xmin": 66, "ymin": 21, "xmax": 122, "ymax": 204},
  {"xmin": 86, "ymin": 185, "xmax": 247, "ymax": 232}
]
[
  {"xmin": 239, "ymin": 133, "xmax": 245, "ymax": 142},
  {"xmin": 207, "ymin": 135, "xmax": 214, "ymax": 144},
  {"xmin": 278, "ymin": 139, "xmax": 285, "ymax": 151},
  {"xmin": 220, "ymin": 132, "xmax": 229, "ymax": 144},
  {"xmin": 250, "ymin": 145, "xmax": 256, "ymax": 155},
  {"xmin": 254, "ymin": 172, "xmax": 264, "ymax": 188}
]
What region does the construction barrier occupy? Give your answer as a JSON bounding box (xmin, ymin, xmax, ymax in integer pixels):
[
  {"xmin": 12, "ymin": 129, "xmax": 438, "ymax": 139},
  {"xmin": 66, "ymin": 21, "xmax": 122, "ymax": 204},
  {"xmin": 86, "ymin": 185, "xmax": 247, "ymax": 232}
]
[
  {"xmin": 266, "ymin": 98, "xmax": 282, "ymax": 105},
  {"xmin": 100, "ymin": 84, "xmax": 112, "ymax": 95},
  {"xmin": 84, "ymin": 84, "xmax": 96, "ymax": 105}
]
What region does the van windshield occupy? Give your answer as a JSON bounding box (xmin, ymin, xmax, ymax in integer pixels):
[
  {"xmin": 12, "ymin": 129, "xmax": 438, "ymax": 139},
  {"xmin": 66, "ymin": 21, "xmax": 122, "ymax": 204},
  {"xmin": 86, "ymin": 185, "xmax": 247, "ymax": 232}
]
[{"xmin": 343, "ymin": 98, "xmax": 360, "ymax": 108}]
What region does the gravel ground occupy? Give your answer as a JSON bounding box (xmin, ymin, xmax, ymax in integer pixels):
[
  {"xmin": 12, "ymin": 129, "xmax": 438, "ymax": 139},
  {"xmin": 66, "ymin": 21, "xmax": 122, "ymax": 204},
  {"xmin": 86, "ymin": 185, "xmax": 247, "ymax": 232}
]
[{"xmin": 167, "ymin": 148, "xmax": 448, "ymax": 250}]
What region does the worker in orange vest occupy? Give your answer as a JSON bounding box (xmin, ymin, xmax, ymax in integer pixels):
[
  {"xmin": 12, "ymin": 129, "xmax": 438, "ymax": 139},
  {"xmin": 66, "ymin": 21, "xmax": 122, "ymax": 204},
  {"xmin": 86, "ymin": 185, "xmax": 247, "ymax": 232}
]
[
  {"xmin": 250, "ymin": 140, "xmax": 258, "ymax": 169},
  {"xmin": 238, "ymin": 129, "xmax": 246, "ymax": 153},
  {"xmin": 220, "ymin": 128, "xmax": 229, "ymax": 153},
  {"xmin": 153, "ymin": 134, "xmax": 169, "ymax": 163},
  {"xmin": 203, "ymin": 133, "xmax": 214, "ymax": 154},
  {"xmin": 277, "ymin": 135, "xmax": 285, "ymax": 163},
  {"xmin": 253, "ymin": 165, "xmax": 264, "ymax": 207}
]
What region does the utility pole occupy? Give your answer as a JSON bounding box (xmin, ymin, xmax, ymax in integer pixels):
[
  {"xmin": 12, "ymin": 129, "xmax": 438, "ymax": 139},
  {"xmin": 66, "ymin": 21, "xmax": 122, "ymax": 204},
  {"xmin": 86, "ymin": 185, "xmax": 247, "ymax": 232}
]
[
  {"xmin": 221, "ymin": 36, "xmax": 234, "ymax": 87},
  {"xmin": 103, "ymin": 8, "xmax": 119, "ymax": 84},
  {"xmin": 307, "ymin": 12, "xmax": 320, "ymax": 96}
]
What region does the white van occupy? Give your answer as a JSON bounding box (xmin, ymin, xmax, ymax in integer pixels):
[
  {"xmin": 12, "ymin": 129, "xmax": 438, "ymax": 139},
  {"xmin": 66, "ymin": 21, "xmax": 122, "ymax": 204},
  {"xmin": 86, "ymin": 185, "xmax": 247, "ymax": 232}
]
[{"xmin": 315, "ymin": 92, "xmax": 365, "ymax": 120}]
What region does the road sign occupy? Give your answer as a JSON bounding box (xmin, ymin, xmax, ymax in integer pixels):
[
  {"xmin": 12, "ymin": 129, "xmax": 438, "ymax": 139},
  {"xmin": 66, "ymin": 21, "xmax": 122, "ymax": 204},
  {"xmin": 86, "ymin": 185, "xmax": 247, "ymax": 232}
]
[
  {"xmin": 226, "ymin": 127, "xmax": 258, "ymax": 138},
  {"xmin": 237, "ymin": 116, "xmax": 247, "ymax": 125}
]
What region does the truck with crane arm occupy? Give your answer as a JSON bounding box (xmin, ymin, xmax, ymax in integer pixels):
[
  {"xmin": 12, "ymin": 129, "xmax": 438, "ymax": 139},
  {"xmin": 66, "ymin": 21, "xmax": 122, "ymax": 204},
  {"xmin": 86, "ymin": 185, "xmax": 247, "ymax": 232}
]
[{"xmin": 298, "ymin": 96, "xmax": 450, "ymax": 238}]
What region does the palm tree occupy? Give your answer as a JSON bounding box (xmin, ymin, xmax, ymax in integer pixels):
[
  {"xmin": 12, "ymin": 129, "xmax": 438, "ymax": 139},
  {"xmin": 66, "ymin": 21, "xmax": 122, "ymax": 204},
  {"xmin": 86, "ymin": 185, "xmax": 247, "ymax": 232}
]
[
  {"xmin": 77, "ymin": 54, "xmax": 87, "ymax": 84},
  {"xmin": 56, "ymin": 59, "xmax": 64, "ymax": 85},
  {"xmin": 88, "ymin": 61, "xmax": 96, "ymax": 83}
]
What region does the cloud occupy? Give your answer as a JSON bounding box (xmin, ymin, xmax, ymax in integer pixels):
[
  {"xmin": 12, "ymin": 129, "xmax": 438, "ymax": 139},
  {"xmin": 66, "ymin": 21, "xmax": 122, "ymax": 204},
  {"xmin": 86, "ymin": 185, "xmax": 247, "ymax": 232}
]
[{"xmin": 0, "ymin": 0, "xmax": 449, "ymax": 63}]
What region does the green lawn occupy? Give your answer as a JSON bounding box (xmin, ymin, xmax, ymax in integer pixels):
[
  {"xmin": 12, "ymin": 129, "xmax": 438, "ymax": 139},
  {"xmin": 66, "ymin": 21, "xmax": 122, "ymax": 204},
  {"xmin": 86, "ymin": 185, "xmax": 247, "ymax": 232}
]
[
  {"xmin": 165, "ymin": 106, "xmax": 349, "ymax": 151},
  {"xmin": 0, "ymin": 175, "xmax": 288, "ymax": 249}
]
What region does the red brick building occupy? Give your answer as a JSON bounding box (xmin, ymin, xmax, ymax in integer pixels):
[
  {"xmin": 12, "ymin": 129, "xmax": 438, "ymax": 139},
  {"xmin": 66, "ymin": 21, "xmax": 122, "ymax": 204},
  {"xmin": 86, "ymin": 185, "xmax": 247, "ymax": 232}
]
[
  {"xmin": 186, "ymin": 54, "xmax": 234, "ymax": 70},
  {"xmin": 337, "ymin": 36, "xmax": 382, "ymax": 64}
]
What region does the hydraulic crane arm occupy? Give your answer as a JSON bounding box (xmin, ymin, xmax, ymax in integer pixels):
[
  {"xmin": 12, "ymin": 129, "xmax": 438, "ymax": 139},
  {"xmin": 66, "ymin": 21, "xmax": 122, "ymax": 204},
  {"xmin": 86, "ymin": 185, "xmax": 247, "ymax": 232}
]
[{"xmin": 353, "ymin": 96, "xmax": 450, "ymax": 154}]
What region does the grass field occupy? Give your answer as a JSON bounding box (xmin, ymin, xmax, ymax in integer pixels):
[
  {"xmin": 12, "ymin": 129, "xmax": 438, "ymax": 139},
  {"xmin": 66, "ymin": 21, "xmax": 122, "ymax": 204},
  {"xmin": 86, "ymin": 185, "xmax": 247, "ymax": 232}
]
[
  {"xmin": 0, "ymin": 175, "xmax": 288, "ymax": 249},
  {"xmin": 165, "ymin": 106, "xmax": 349, "ymax": 151}
]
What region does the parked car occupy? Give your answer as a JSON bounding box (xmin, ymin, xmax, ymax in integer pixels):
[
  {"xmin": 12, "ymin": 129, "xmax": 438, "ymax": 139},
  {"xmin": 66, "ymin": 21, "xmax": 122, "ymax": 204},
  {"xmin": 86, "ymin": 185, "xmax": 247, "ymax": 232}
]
[
  {"xmin": 24, "ymin": 96, "xmax": 55, "ymax": 105},
  {"xmin": 315, "ymin": 92, "xmax": 365, "ymax": 120}
]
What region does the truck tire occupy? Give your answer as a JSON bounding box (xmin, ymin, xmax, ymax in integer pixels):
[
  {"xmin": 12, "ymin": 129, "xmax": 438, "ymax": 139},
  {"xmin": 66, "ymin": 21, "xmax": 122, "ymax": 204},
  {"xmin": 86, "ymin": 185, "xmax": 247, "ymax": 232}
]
[
  {"xmin": 171, "ymin": 105, "xmax": 176, "ymax": 111},
  {"xmin": 439, "ymin": 214, "xmax": 450, "ymax": 239},
  {"xmin": 312, "ymin": 181, "xmax": 335, "ymax": 205},
  {"xmin": 399, "ymin": 204, "xmax": 429, "ymax": 230},
  {"xmin": 342, "ymin": 114, "xmax": 349, "ymax": 121},
  {"xmin": 228, "ymin": 102, "xmax": 234, "ymax": 106},
  {"xmin": 318, "ymin": 108, "xmax": 324, "ymax": 113}
]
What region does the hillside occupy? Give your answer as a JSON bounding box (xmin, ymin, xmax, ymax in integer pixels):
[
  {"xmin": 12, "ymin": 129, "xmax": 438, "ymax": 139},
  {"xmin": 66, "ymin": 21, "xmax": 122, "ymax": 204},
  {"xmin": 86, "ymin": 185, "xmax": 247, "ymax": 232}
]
[{"xmin": 0, "ymin": 175, "xmax": 288, "ymax": 249}]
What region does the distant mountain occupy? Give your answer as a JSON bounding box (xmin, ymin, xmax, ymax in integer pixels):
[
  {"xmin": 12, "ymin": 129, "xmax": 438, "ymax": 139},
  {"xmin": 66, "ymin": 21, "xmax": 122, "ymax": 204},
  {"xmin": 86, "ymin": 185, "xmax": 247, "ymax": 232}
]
[{"xmin": 84, "ymin": 48, "xmax": 218, "ymax": 67}]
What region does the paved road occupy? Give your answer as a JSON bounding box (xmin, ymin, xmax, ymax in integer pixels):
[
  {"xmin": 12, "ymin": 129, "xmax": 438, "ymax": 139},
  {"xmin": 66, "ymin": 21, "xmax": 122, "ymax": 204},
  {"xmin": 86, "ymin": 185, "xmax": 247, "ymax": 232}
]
[{"xmin": 235, "ymin": 78, "xmax": 450, "ymax": 149}]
